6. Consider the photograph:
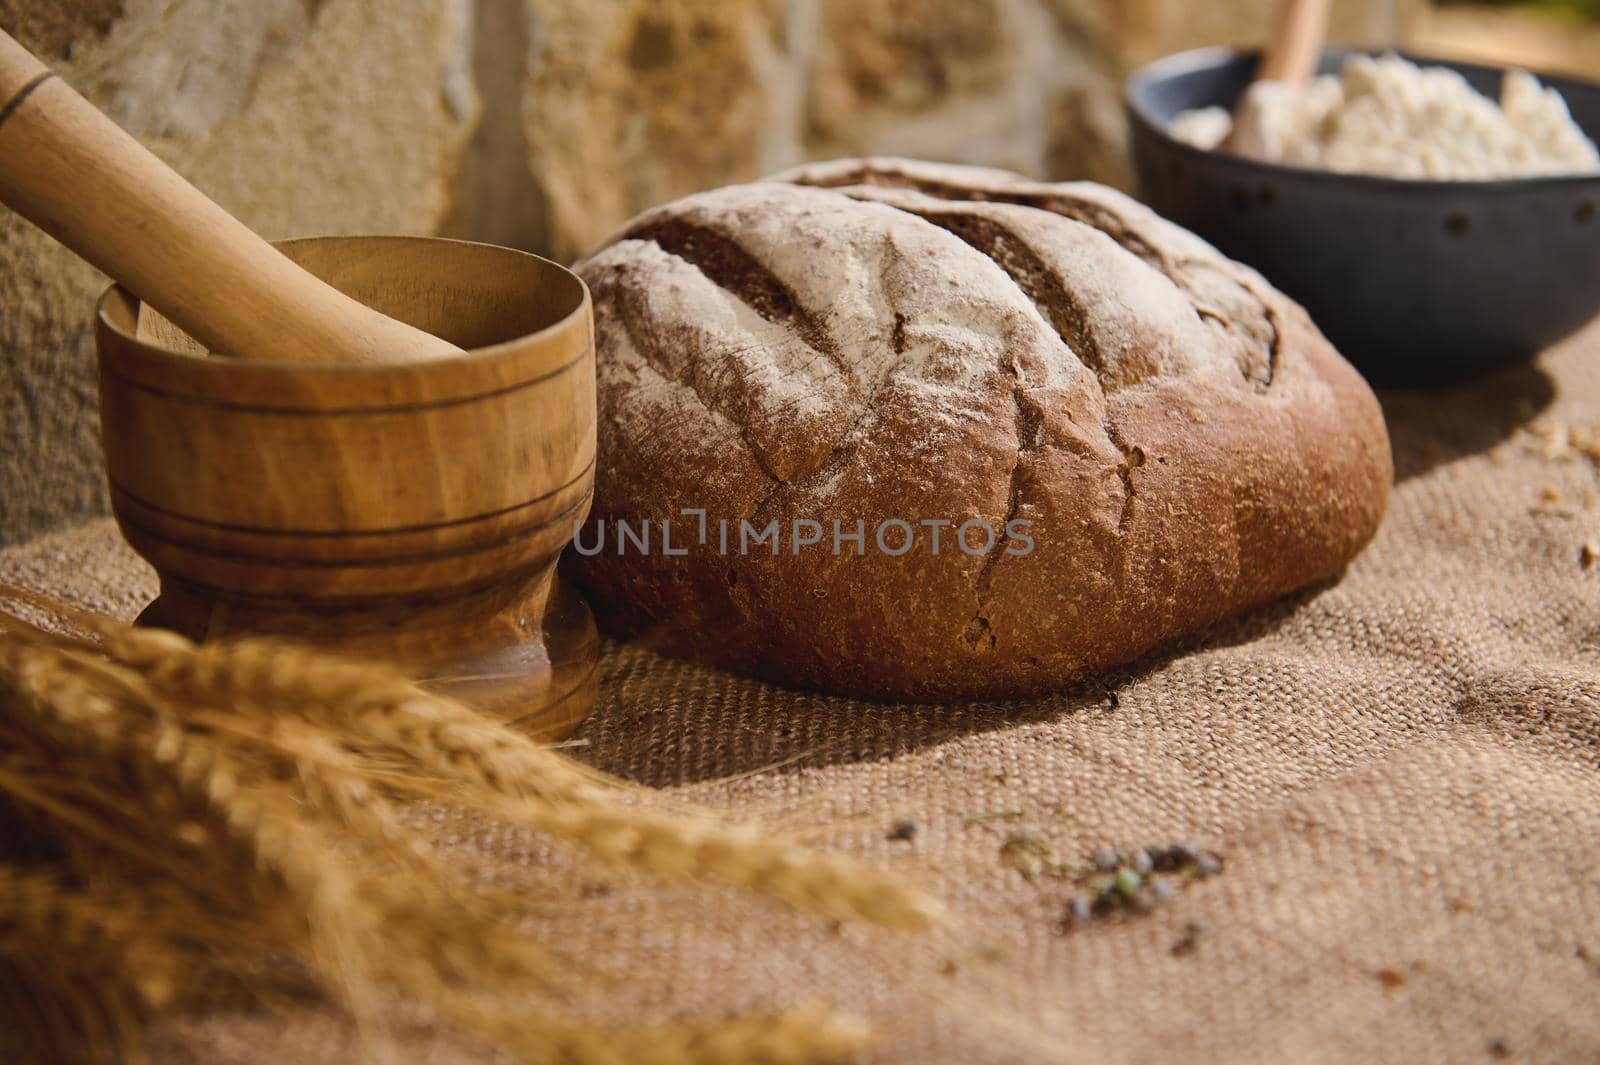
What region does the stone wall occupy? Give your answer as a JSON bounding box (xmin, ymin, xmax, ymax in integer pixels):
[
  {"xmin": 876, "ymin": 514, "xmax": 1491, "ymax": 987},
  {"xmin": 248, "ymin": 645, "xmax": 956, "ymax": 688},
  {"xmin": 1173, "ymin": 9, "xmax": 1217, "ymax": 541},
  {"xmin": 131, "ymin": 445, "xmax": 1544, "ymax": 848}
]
[
  {"xmin": 0, "ymin": 0, "xmax": 480, "ymax": 544},
  {"xmin": 0, "ymin": 0, "xmax": 1413, "ymax": 544}
]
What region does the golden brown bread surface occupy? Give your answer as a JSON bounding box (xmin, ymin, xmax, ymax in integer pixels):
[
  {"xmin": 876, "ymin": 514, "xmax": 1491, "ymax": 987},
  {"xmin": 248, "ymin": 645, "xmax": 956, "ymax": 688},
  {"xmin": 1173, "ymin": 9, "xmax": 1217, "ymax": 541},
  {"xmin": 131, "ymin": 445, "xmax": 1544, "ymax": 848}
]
[{"xmin": 568, "ymin": 157, "xmax": 1392, "ymax": 701}]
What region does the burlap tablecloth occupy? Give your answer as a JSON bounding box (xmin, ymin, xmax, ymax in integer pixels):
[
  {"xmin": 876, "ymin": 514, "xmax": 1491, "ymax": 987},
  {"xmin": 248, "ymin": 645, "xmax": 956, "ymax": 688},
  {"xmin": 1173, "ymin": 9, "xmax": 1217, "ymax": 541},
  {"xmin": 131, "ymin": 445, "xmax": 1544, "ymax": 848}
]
[{"xmin": 5, "ymin": 325, "xmax": 1600, "ymax": 1065}]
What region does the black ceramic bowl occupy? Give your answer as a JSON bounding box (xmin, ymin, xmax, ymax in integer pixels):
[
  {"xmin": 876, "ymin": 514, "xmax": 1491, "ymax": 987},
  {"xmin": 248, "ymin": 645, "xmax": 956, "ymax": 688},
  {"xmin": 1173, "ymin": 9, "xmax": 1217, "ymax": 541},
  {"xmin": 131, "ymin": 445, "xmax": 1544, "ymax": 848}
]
[{"xmin": 1126, "ymin": 47, "xmax": 1600, "ymax": 385}]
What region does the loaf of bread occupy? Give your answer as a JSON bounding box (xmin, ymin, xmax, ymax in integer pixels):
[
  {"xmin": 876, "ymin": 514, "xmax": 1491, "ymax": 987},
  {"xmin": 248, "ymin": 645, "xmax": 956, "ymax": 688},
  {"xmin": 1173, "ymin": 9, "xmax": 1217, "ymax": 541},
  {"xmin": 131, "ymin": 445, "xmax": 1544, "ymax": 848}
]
[{"xmin": 568, "ymin": 158, "xmax": 1391, "ymax": 701}]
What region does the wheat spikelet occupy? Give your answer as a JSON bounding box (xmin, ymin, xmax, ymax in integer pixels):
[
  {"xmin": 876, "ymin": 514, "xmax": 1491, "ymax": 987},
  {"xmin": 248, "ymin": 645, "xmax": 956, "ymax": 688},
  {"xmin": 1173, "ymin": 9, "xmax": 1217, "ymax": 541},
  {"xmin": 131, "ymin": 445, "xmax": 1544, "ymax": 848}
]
[
  {"xmin": 475, "ymin": 796, "xmax": 944, "ymax": 931},
  {"xmin": 0, "ymin": 864, "xmax": 191, "ymax": 1012},
  {"xmin": 0, "ymin": 636, "xmax": 593, "ymax": 1061},
  {"xmin": 313, "ymin": 683, "xmax": 940, "ymax": 927},
  {"xmin": 136, "ymin": 703, "xmax": 558, "ymax": 997},
  {"xmin": 2, "ymin": 636, "xmax": 561, "ymax": 998},
  {"xmin": 0, "ymin": 590, "xmax": 928, "ymax": 1064},
  {"xmin": 11, "ymin": 598, "xmax": 608, "ymax": 807},
  {"xmin": 0, "ymin": 857, "xmax": 289, "ymax": 1065},
  {"xmin": 1, "ymin": 592, "xmax": 941, "ymax": 930}
]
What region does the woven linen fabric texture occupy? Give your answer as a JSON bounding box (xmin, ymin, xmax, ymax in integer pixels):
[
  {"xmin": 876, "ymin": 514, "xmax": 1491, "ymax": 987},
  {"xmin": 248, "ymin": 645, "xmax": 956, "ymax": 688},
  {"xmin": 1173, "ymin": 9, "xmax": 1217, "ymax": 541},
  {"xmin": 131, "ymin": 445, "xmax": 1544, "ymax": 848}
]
[{"xmin": 3, "ymin": 325, "xmax": 1599, "ymax": 1064}]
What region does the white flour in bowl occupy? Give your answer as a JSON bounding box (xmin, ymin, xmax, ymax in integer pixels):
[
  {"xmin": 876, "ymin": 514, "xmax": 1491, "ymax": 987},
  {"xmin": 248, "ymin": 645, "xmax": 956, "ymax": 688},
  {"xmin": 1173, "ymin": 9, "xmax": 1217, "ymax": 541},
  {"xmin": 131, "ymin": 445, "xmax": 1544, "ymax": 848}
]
[{"xmin": 1171, "ymin": 53, "xmax": 1600, "ymax": 179}]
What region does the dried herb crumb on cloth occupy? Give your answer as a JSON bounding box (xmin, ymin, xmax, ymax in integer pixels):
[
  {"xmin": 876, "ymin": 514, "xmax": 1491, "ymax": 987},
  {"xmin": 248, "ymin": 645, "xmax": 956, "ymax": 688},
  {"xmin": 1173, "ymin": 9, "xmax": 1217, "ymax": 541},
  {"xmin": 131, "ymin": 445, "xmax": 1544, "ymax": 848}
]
[{"xmin": 5, "ymin": 322, "xmax": 1600, "ymax": 1063}]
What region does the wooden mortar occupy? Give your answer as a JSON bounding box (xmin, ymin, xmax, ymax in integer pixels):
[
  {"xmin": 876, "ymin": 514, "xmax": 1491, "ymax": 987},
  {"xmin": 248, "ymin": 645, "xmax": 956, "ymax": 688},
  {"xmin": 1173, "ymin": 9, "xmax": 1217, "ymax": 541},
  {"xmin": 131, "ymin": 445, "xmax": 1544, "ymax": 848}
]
[{"xmin": 96, "ymin": 236, "xmax": 599, "ymax": 737}]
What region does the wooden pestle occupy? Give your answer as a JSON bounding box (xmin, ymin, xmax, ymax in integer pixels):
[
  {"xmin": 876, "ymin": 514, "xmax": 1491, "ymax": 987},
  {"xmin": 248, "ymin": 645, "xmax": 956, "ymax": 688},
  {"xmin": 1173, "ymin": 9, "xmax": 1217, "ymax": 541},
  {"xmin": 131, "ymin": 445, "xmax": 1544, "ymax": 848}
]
[
  {"xmin": 1252, "ymin": 0, "xmax": 1331, "ymax": 87},
  {"xmin": 0, "ymin": 30, "xmax": 463, "ymax": 365},
  {"xmin": 1223, "ymin": 0, "xmax": 1330, "ymax": 153}
]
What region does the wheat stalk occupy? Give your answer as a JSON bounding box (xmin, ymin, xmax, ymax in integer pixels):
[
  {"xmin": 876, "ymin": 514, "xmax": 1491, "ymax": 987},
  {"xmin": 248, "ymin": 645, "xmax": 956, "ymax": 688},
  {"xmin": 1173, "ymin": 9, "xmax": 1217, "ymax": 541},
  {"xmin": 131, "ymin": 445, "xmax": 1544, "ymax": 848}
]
[
  {"xmin": 0, "ymin": 591, "xmax": 910, "ymax": 1064},
  {"xmin": 6, "ymin": 635, "xmax": 561, "ymax": 993},
  {"xmin": 453, "ymin": 1000, "xmax": 873, "ymax": 1065},
  {"xmin": 194, "ymin": 643, "xmax": 942, "ymax": 928},
  {"xmin": 472, "ymin": 795, "xmax": 944, "ymax": 930},
  {"xmin": 0, "ymin": 864, "xmax": 192, "ymax": 1011},
  {"xmin": 0, "ymin": 589, "xmax": 941, "ymax": 930}
]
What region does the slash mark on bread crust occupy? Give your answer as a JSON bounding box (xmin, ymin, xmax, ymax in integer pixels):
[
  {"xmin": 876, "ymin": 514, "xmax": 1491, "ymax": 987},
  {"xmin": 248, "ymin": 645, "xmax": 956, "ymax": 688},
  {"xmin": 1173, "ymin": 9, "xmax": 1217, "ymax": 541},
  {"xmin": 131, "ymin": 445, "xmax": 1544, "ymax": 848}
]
[
  {"xmin": 625, "ymin": 218, "xmax": 855, "ymax": 385},
  {"xmin": 965, "ymin": 359, "xmax": 1043, "ymax": 651},
  {"xmin": 796, "ymin": 164, "xmax": 1278, "ymax": 392},
  {"xmin": 599, "ymin": 272, "xmax": 783, "ymax": 488},
  {"xmin": 1179, "ymin": 258, "xmax": 1279, "ymax": 390},
  {"xmin": 912, "ymin": 211, "xmax": 1109, "ymax": 379},
  {"xmin": 1112, "ymin": 439, "xmax": 1145, "ymax": 534}
]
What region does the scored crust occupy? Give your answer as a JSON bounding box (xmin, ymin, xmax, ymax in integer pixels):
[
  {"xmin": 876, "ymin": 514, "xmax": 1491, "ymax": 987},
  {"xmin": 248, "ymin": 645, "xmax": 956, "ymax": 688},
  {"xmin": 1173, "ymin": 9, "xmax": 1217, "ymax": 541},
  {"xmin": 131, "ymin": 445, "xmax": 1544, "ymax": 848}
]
[{"xmin": 569, "ymin": 157, "xmax": 1392, "ymax": 701}]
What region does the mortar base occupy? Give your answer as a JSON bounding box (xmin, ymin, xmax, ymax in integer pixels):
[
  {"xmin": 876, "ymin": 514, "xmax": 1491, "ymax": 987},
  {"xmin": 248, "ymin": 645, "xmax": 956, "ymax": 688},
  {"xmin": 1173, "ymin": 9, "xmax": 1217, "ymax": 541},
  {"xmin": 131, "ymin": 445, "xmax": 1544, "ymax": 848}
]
[{"xmin": 137, "ymin": 571, "xmax": 599, "ymax": 740}]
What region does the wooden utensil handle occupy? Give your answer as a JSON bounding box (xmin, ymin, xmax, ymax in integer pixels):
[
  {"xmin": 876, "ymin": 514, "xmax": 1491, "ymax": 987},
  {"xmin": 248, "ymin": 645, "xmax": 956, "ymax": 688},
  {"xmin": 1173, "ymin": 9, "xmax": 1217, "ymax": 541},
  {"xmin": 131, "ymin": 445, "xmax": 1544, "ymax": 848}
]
[
  {"xmin": 0, "ymin": 30, "xmax": 461, "ymax": 365},
  {"xmin": 1256, "ymin": 0, "xmax": 1330, "ymax": 86}
]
